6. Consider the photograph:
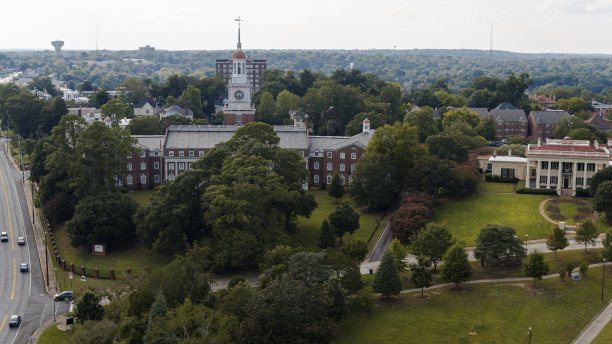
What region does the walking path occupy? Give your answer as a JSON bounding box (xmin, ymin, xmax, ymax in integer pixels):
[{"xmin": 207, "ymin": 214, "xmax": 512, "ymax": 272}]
[
  {"xmin": 571, "ymin": 299, "xmax": 612, "ymax": 344},
  {"xmin": 538, "ymin": 197, "xmax": 600, "ymax": 232}
]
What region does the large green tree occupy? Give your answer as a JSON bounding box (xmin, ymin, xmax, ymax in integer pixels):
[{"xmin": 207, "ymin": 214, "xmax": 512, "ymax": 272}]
[
  {"xmin": 546, "ymin": 226, "xmax": 569, "ymax": 260},
  {"xmin": 411, "ymin": 223, "xmax": 454, "ymax": 272},
  {"xmin": 328, "ymin": 202, "xmax": 360, "ymax": 239},
  {"xmin": 404, "ymin": 106, "xmax": 439, "ymax": 143},
  {"xmin": 575, "ymin": 220, "xmax": 599, "ymax": 252},
  {"xmin": 523, "ymin": 250, "xmax": 550, "ymax": 286},
  {"xmin": 441, "ymin": 243, "xmax": 472, "ymax": 287},
  {"xmin": 372, "ymin": 249, "xmax": 402, "ymax": 298},
  {"xmin": 127, "ymin": 115, "xmax": 165, "ymax": 135},
  {"xmin": 75, "ymin": 292, "xmax": 104, "ymax": 324},
  {"xmin": 474, "ymin": 224, "xmax": 526, "ymax": 267},
  {"xmin": 328, "ymin": 172, "xmax": 345, "ymax": 201}
]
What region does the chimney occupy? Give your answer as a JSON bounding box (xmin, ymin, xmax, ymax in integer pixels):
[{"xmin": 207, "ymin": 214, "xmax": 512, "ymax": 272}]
[
  {"xmin": 595, "ymin": 140, "xmax": 599, "ymax": 149},
  {"xmin": 184, "ymin": 105, "xmax": 189, "ymax": 117},
  {"xmin": 537, "ymin": 138, "xmax": 541, "ymax": 148},
  {"xmin": 166, "ymin": 115, "xmax": 171, "ymax": 129}
]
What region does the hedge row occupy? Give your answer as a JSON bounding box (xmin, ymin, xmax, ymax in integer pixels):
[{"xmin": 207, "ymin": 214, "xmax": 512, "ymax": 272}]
[
  {"xmin": 515, "ymin": 188, "xmax": 557, "ymax": 195},
  {"xmin": 484, "ymin": 173, "xmax": 519, "ymax": 183}
]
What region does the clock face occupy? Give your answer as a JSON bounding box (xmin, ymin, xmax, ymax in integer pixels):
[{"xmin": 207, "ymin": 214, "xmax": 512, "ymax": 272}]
[{"xmin": 234, "ymin": 90, "xmax": 244, "ymax": 100}]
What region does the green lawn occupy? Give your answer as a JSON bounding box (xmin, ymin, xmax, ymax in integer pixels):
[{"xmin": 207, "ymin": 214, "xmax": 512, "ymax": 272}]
[
  {"xmin": 335, "ymin": 266, "xmax": 612, "ymax": 344},
  {"xmin": 592, "ymin": 317, "xmax": 612, "ymax": 344},
  {"xmin": 431, "ymin": 193, "xmax": 551, "ymax": 246},
  {"xmin": 37, "ymin": 324, "xmax": 72, "ymax": 344},
  {"xmin": 51, "ymin": 223, "xmax": 170, "ymax": 292},
  {"xmin": 595, "ymin": 212, "xmax": 612, "ymax": 233},
  {"xmin": 544, "ymin": 197, "xmax": 594, "ymax": 225},
  {"xmin": 292, "ymin": 191, "xmax": 384, "ymax": 249},
  {"xmin": 127, "ymin": 189, "xmax": 155, "ymax": 206},
  {"xmin": 476, "ymin": 182, "xmax": 514, "ymax": 193}
]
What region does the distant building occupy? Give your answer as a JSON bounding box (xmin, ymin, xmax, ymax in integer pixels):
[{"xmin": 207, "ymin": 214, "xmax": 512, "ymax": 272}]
[
  {"xmin": 586, "ymin": 113, "xmax": 612, "ymax": 133},
  {"xmin": 134, "ymin": 98, "xmax": 159, "ymax": 117},
  {"xmin": 160, "ymin": 105, "xmax": 194, "ymax": 121},
  {"xmin": 535, "ymin": 95, "xmax": 557, "ymax": 109},
  {"xmin": 527, "ymin": 110, "xmax": 570, "ymax": 139},
  {"xmin": 491, "ymin": 109, "xmax": 528, "ymax": 140},
  {"xmin": 28, "ymin": 89, "xmax": 52, "ymax": 100},
  {"xmin": 468, "ymin": 107, "xmax": 491, "ymax": 120},
  {"xmin": 138, "ymin": 45, "xmax": 155, "ymax": 56},
  {"xmin": 495, "ymin": 103, "xmax": 518, "ymax": 110}
]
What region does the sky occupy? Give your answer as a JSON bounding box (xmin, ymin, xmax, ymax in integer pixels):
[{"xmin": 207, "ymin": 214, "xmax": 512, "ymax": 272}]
[{"xmin": 2, "ymin": 0, "xmax": 612, "ymax": 54}]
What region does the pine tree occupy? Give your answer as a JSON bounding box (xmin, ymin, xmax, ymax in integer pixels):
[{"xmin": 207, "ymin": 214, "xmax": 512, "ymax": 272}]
[
  {"xmin": 318, "ymin": 219, "xmax": 336, "ymax": 249},
  {"xmin": 523, "ymin": 250, "xmax": 550, "ymax": 286},
  {"xmin": 144, "ymin": 290, "xmax": 168, "ymax": 342},
  {"xmin": 441, "ymin": 243, "xmax": 472, "ymax": 287},
  {"xmin": 328, "ymin": 172, "xmax": 345, "ymax": 202},
  {"xmin": 372, "ymin": 249, "xmax": 402, "ymax": 298},
  {"xmin": 546, "ymin": 226, "xmax": 569, "ymax": 260}
]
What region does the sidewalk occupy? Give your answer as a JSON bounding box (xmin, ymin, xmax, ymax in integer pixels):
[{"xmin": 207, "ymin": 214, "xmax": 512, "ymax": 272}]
[{"xmin": 571, "ymin": 299, "xmax": 612, "ymax": 344}]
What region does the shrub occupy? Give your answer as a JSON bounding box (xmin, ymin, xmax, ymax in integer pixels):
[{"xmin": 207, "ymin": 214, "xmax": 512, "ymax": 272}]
[
  {"xmin": 559, "ymin": 269, "xmax": 566, "ymax": 280},
  {"xmin": 566, "ymin": 263, "xmax": 575, "ymax": 276},
  {"xmin": 228, "ymin": 276, "xmax": 247, "ymax": 289},
  {"xmin": 546, "ymin": 205, "xmax": 560, "ymax": 213},
  {"xmin": 549, "ymin": 213, "xmax": 567, "ymax": 221},
  {"xmin": 515, "ymin": 188, "xmax": 557, "ymax": 195},
  {"xmin": 484, "ymin": 173, "xmax": 493, "ymax": 181},
  {"xmin": 580, "ymin": 261, "xmax": 589, "ymax": 275},
  {"xmin": 309, "ymin": 186, "xmax": 319, "ymax": 191},
  {"xmin": 573, "ymin": 215, "xmax": 589, "ymax": 222},
  {"xmin": 575, "ymin": 189, "xmax": 591, "ymax": 198},
  {"xmin": 578, "ymin": 207, "xmax": 593, "ymax": 214}
]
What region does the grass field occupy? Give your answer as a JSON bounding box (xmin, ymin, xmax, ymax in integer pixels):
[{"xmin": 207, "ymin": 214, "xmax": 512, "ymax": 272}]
[
  {"xmin": 335, "ymin": 266, "xmax": 612, "ymax": 344},
  {"xmin": 476, "ymin": 182, "xmax": 514, "ymax": 193},
  {"xmin": 544, "ymin": 198, "xmax": 594, "ymax": 225},
  {"xmin": 292, "ymin": 191, "xmax": 385, "ymax": 249},
  {"xmin": 592, "ymin": 317, "xmax": 612, "ymax": 344},
  {"xmin": 431, "ymin": 193, "xmax": 552, "ymax": 246},
  {"xmin": 127, "ymin": 189, "xmax": 155, "ymax": 206},
  {"xmin": 37, "ymin": 324, "xmax": 71, "ymax": 344}
]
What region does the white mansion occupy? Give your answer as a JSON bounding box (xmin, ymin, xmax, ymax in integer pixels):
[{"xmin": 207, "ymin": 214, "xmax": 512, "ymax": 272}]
[{"xmin": 480, "ymin": 138, "xmax": 612, "ymax": 196}]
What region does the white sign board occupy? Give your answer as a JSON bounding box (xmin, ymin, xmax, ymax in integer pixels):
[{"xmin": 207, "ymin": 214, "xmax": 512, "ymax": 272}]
[
  {"xmin": 94, "ymin": 245, "xmax": 103, "ymax": 253},
  {"xmin": 68, "ymin": 272, "xmax": 73, "ymax": 280}
]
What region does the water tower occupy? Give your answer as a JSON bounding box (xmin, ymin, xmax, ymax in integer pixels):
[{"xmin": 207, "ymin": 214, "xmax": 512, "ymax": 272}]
[{"xmin": 51, "ymin": 40, "xmax": 64, "ymax": 55}]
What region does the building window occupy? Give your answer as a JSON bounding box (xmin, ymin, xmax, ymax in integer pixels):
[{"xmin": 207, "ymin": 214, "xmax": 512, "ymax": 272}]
[
  {"xmin": 314, "ymin": 161, "xmax": 319, "ymax": 170},
  {"xmin": 541, "ymin": 161, "xmax": 548, "ymax": 170},
  {"xmin": 314, "ymin": 174, "xmax": 319, "ymax": 183},
  {"xmin": 179, "ymin": 162, "xmax": 185, "ymax": 170},
  {"xmin": 168, "ymin": 162, "xmax": 175, "ymax": 170},
  {"xmin": 351, "ymin": 163, "xmax": 355, "ymax": 172},
  {"xmin": 140, "ymin": 150, "xmax": 146, "ymax": 158},
  {"xmin": 340, "ymin": 163, "xmax": 345, "ymax": 172},
  {"xmin": 327, "ymin": 174, "xmax": 332, "ymax": 184},
  {"xmin": 300, "ymin": 151, "xmax": 304, "ymax": 157},
  {"xmin": 340, "ymin": 152, "xmax": 345, "ymax": 159},
  {"xmin": 577, "ymin": 177, "xmax": 584, "ymax": 187},
  {"xmin": 340, "ymin": 175, "xmax": 346, "ymax": 185},
  {"xmin": 169, "ymin": 151, "xmax": 174, "ymax": 157},
  {"xmin": 140, "ymin": 162, "xmax": 146, "ymax": 170},
  {"xmin": 351, "ymin": 152, "xmax": 356, "ymax": 159},
  {"xmin": 236, "ymin": 114, "xmax": 242, "ymax": 123},
  {"xmin": 199, "ymin": 151, "xmax": 204, "ymax": 156},
  {"xmin": 314, "ymin": 150, "xmax": 320, "ymax": 157},
  {"xmin": 153, "ymin": 150, "xmax": 160, "ymax": 156},
  {"xmin": 587, "ymin": 163, "xmax": 596, "ymax": 171},
  {"xmin": 168, "ymin": 174, "xmax": 175, "ymax": 181},
  {"xmin": 501, "ymin": 168, "xmax": 515, "ymax": 178},
  {"xmin": 349, "ymin": 175, "xmax": 353, "ymax": 183},
  {"xmin": 140, "ymin": 174, "xmax": 147, "ymax": 185},
  {"xmin": 577, "ymin": 163, "xmax": 585, "ymax": 171},
  {"xmin": 327, "ymin": 152, "xmax": 332, "ymax": 158},
  {"xmin": 540, "ymin": 176, "xmax": 547, "ymax": 184},
  {"xmin": 179, "ymin": 151, "xmax": 184, "ymax": 157},
  {"xmin": 127, "ymin": 175, "xmax": 133, "ymax": 185},
  {"xmin": 327, "ymin": 162, "xmax": 332, "ymax": 170},
  {"xmin": 551, "ymin": 162, "xmax": 559, "ymax": 170},
  {"xmin": 189, "ymin": 151, "xmax": 194, "ymax": 157},
  {"xmin": 127, "ymin": 162, "xmax": 132, "ymax": 171},
  {"xmin": 550, "ymin": 176, "xmax": 558, "ymax": 185},
  {"xmin": 154, "ymin": 174, "xmax": 160, "ymax": 183},
  {"xmin": 154, "ymin": 161, "xmax": 159, "ymax": 169}
]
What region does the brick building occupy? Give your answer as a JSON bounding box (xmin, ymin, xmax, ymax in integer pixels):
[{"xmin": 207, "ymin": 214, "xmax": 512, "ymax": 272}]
[
  {"xmin": 125, "ymin": 135, "xmax": 165, "ymax": 189},
  {"xmin": 527, "ymin": 110, "xmax": 570, "ymax": 139},
  {"xmin": 490, "ymin": 109, "xmax": 528, "ymax": 140}
]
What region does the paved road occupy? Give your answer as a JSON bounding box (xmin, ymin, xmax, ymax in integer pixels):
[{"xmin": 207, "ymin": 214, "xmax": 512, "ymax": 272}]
[{"xmin": 0, "ymin": 140, "xmax": 68, "ymax": 343}]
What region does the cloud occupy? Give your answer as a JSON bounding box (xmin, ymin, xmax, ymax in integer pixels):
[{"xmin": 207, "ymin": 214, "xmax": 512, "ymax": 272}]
[{"xmin": 543, "ymin": 0, "xmax": 612, "ymax": 13}]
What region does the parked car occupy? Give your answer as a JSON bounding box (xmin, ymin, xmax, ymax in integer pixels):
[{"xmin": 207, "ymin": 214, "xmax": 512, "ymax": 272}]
[
  {"xmin": 53, "ymin": 291, "xmax": 73, "ymax": 301},
  {"xmin": 8, "ymin": 315, "xmax": 21, "ymax": 328},
  {"xmin": 0, "ymin": 232, "xmax": 7, "ymax": 242},
  {"xmin": 17, "ymin": 237, "xmax": 25, "ymax": 245},
  {"xmin": 20, "ymin": 263, "xmax": 28, "ymax": 273}
]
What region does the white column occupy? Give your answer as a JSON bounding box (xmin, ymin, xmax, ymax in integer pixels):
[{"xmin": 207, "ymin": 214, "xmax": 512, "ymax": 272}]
[
  {"xmin": 546, "ymin": 161, "xmax": 551, "ymax": 189},
  {"xmin": 535, "ymin": 160, "xmax": 541, "ymax": 189},
  {"xmin": 572, "ymin": 161, "xmax": 577, "ymax": 191},
  {"xmin": 557, "ymin": 161, "xmax": 562, "ymax": 190},
  {"xmin": 583, "ymin": 165, "xmax": 588, "ymax": 189}
]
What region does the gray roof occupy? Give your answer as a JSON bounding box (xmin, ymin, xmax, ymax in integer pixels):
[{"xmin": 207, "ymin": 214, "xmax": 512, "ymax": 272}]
[
  {"xmin": 134, "ymin": 135, "xmax": 164, "ymax": 151},
  {"xmin": 310, "ymin": 131, "xmax": 374, "ymax": 152},
  {"xmin": 529, "ymin": 110, "xmax": 570, "ymax": 125},
  {"xmin": 495, "ymin": 102, "xmax": 518, "ymax": 110},
  {"xmin": 491, "ymin": 109, "xmax": 527, "ymax": 123},
  {"xmin": 163, "ymin": 105, "xmax": 194, "ymax": 117},
  {"xmin": 165, "ymin": 125, "xmax": 308, "ymax": 150},
  {"xmin": 468, "ymin": 108, "xmax": 491, "ymax": 119}
]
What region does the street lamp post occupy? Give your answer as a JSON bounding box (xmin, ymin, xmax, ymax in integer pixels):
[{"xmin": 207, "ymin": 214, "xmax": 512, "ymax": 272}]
[
  {"xmin": 602, "ymin": 259, "xmax": 606, "ymax": 303},
  {"xmin": 528, "ymin": 327, "xmax": 532, "ymax": 344}
]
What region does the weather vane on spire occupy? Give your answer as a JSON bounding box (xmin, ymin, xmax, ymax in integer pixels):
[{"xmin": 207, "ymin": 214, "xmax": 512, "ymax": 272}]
[{"xmin": 234, "ymin": 16, "xmax": 244, "ymax": 51}]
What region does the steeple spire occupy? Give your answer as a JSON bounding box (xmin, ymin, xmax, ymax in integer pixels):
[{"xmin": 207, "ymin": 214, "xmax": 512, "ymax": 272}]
[{"xmin": 234, "ymin": 16, "xmax": 244, "ymax": 51}]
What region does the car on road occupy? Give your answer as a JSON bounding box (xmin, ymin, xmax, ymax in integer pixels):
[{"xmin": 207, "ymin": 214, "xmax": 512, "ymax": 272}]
[
  {"xmin": 8, "ymin": 315, "xmax": 21, "ymax": 328},
  {"xmin": 0, "ymin": 232, "xmax": 7, "ymax": 242},
  {"xmin": 20, "ymin": 263, "xmax": 29, "ymax": 272},
  {"xmin": 53, "ymin": 291, "xmax": 73, "ymax": 301},
  {"xmin": 17, "ymin": 236, "xmax": 25, "ymax": 245}
]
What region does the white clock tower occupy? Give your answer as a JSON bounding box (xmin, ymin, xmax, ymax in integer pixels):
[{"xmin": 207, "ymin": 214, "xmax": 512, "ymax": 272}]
[{"xmin": 222, "ymin": 17, "xmax": 256, "ymax": 126}]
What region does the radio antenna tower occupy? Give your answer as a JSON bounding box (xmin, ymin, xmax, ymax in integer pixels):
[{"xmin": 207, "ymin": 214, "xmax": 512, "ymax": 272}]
[{"xmin": 489, "ymin": 24, "xmax": 493, "ymax": 56}]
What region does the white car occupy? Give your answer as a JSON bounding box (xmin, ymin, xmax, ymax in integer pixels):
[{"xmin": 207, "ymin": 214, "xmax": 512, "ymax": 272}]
[
  {"xmin": 17, "ymin": 237, "xmax": 25, "ymax": 245},
  {"xmin": 0, "ymin": 232, "xmax": 7, "ymax": 242}
]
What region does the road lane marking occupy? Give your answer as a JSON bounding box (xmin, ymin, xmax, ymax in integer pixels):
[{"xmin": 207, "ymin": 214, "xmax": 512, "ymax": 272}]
[
  {"xmin": 0, "ymin": 165, "xmax": 14, "ymax": 250},
  {"xmin": 0, "ymin": 314, "xmax": 7, "ymax": 334},
  {"xmin": 11, "ymin": 257, "xmax": 15, "ymax": 300}
]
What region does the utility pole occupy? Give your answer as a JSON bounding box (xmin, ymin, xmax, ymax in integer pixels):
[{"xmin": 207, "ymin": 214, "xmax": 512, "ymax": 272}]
[{"xmin": 18, "ymin": 134, "xmax": 24, "ymax": 181}]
